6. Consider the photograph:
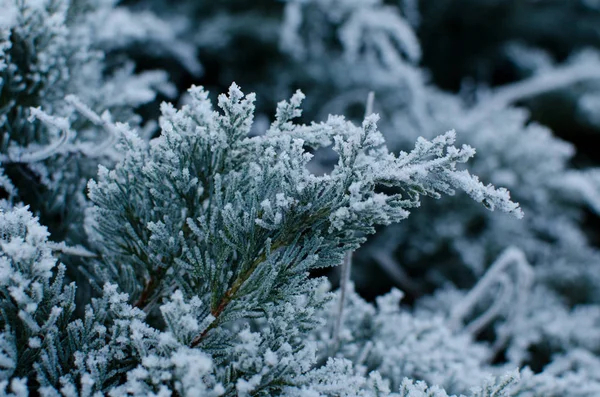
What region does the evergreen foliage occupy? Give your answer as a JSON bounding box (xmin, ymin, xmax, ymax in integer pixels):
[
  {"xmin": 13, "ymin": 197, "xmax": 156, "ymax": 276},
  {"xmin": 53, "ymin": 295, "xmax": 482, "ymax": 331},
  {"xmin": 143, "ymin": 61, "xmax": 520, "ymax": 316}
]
[
  {"xmin": 0, "ymin": 81, "xmax": 525, "ymax": 395},
  {"xmin": 0, "ymin": 0, "xmax": 182, "ymax": 244},
  {"xmin": 2, "ymin": 0, "xmax": 600, "ymax": 395}
]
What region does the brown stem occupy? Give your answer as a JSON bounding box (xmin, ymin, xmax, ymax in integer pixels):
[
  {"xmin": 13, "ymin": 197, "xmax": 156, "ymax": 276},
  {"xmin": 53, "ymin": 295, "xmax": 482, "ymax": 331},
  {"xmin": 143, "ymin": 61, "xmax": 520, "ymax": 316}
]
[
  {"xmin": 134, "ymin": 267, "xmax": 167, "ymax": 309},
  {"xmin": 189, "ymin": 209, "xmax": 334, "ymax": 347},
  {"xmin": 190, "ymin": 244, "xmax": 280, "ymax": 347},
  {"xmin": 133, "ymin": 277, "xmax": 155, "ymax": 309}
]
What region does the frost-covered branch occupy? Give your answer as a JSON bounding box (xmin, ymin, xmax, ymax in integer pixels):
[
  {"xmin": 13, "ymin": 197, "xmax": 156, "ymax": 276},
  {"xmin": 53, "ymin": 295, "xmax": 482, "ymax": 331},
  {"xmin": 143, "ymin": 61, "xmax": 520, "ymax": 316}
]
[
  {"xmin": 1, "ymin": 108, "xmax": 72, "ymax": 164},
  {"xmin": 463, "ymin": 52, "xmax": 600, "ymax": 127},
  {"xmin": 82, "ymin": 84, "xmax": 524, "ymax": 394},
  {"xmin": 450, "ymin": 246, "xmax": 534, "ymax": 355}
]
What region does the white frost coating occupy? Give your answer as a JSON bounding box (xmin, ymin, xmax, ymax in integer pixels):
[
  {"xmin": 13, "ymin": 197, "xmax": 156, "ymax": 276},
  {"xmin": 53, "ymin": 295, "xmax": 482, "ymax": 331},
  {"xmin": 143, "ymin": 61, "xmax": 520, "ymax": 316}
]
[
  {"xmin": 0, "ymin": 0, "xmax": 597, "ymax": 395},
  {"xmin": 0, "ymin": 2, "xmax": 17, "ymax": 28},
  {"xmin": 463, "ymin": 51, "xmax": 600, "ymax": 128},
  {"xmin": 451, "ymin": 248, "xmax": 532, "ymax": 320},
  {"xmin": 236, "ymin": 374, "xmax": 262, "ymax": 395},
  {"xmin": 86, "ymin": 7, "xmax": 201, "ymax": 75},
  {"xmin": 1, "ymin": 107, "xmax": 73, "ymax": 163},
  {"xmin": 279, "ymin": 3, "xmax": 600, "ymax": 339},
  {"xmin": 82, "ymin": 83, "xmax": 526, "ymax": 396},
  {"xmin": 340, "ymin": 5, "xmax": 421, "ymax": 64}
]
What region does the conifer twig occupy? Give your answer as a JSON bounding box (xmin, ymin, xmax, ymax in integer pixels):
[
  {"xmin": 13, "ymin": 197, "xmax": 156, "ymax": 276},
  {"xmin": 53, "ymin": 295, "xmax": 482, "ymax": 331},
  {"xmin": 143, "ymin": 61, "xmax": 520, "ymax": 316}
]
[
  {"xmin": 330, "ymin": 92, "xmax": 374, "ymax": 353},
  {"xmin": 331, "ymin": 251, "xmax": 352, "ymax": 352},
  {"xmin": 449, "ymin": 246, "xmax": 534, "ymax": 360},
  {"xmin": 190, "ymin": 242, "xmax": 283, "ymax": 347}
]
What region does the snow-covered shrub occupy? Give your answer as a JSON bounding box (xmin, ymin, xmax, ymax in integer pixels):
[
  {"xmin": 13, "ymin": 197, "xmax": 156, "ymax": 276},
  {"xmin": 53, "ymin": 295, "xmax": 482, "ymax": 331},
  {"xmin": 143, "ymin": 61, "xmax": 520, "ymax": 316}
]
[
  {"xmin": 1, "ymin": 82, "xmax": 526, "ymax": 395},
  {"xmin": 315, "ymin": 285, "xmax": 491, "ymax": 394},
  {"xmin": 0, "ymin": 206, "xmax": 76, "ymax": 388},
  {"xmin": 3, "ymin": 0, "xmax": 600, "ymax": 395}
]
